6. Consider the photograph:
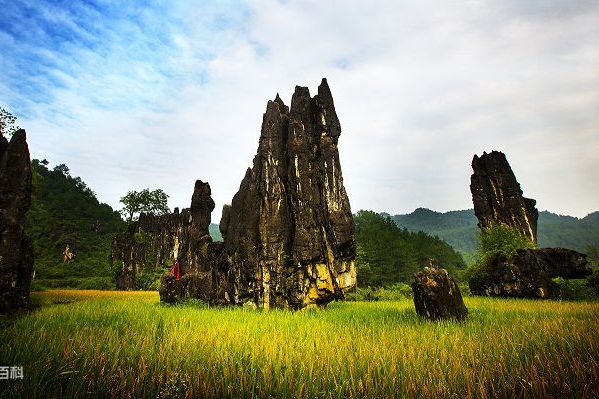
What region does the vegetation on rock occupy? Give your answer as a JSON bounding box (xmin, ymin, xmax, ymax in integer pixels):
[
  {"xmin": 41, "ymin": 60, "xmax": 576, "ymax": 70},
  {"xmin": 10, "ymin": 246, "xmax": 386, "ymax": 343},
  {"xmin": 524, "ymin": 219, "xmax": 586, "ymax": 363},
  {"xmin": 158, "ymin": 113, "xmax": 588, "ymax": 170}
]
[{"xmin": 464, "ymin": 223, "xmax": 537, "ymax": 287}]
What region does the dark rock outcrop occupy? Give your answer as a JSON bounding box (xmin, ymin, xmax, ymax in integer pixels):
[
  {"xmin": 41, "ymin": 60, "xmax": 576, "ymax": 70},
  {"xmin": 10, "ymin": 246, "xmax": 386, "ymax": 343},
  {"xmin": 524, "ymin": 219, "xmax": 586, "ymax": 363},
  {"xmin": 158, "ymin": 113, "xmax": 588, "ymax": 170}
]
[
  {"xmin": 215, "ymin": 78, "xmax": 356, "ymax": 309},
  {"xmin": 0, "ymin": 129, "xmax": 34, "ymax": 313},
  {"xmin": 412, "ymin": 265, "xmax": 468, "ymax": 321},
  {"xmin": 469, "ymin": 247, "xmax": 590, "ymax": 298},
  {"xmin": 470, "ymin": 151, "xmax": 538, "ymax": 244},
  {"xmin": 111, "ymin": 180, "xmax": 218, "ymax": 290},
  {"xmin": 468, "ymin": 150, "xmax": 591, "ymax": 299},
  {"xmin": 115, "ymin": 79, "xmax": 356, "ymax": 309}
]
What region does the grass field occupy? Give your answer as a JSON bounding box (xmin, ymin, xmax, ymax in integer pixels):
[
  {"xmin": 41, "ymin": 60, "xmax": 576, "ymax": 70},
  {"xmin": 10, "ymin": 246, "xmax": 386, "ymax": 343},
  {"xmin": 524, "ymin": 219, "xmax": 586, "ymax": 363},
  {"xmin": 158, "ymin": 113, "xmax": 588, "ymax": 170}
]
[{"xmin": 1, "ymin": 290, "xmax": 598, "ymax": 398}]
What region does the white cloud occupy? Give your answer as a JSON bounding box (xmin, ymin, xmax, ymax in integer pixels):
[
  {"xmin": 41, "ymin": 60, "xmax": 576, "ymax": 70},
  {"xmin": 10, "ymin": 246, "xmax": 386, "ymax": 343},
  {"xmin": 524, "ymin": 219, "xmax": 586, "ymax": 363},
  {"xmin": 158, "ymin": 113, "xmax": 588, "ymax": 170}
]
[{"xmin": 5, "ymin": 0, "xmax": 599, "ymax": 220}]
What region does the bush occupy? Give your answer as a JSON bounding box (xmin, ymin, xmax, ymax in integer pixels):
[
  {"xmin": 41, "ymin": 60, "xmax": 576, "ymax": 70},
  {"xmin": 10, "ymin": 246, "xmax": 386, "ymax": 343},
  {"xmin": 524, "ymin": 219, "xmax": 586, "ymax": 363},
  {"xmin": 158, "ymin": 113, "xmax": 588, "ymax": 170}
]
[
  {"xmin": 587, "ymin": 268, "xmax": 599, "ymax": 296},
  {"xmin": 345, "ymin": 283, "xmax": 413, "ymax": 301},
  {"xmin": 553, "ymin": 278, "xmax": 597, "ymax": 300},
  {"xmin": 135, "ymin": 271, "xmax": 163, "ymax": 291},
  {"xmin": 31, "ymin": 277, "xmax": 114, "ymax": 290},
  {"xmin": 464, "ymin": 223, "xmax": 536, "ymax": 288},
  {"xmin": 479, "ymin": 223, "xmax": 536, "ymax": 258}
]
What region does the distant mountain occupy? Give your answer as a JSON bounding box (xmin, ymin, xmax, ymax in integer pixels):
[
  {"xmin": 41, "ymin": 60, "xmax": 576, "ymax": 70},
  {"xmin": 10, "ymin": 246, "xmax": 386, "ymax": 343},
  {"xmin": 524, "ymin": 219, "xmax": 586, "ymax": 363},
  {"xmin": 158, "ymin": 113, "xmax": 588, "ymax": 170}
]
[
  {"xmin": 209, "ymin": 223, "xmax": 222, "ymax": 241},
  {"xmin": 390, "ymin": 208, "xmax": 599, "ymax": 257}
]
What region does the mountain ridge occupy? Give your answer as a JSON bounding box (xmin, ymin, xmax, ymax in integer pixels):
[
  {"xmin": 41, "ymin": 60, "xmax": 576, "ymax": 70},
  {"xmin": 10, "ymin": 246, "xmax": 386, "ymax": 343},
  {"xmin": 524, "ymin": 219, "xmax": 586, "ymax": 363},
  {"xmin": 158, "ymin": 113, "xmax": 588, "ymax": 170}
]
[{"xmin": 390, "ymin": 208, "xmax": 599, "ymax": 256}]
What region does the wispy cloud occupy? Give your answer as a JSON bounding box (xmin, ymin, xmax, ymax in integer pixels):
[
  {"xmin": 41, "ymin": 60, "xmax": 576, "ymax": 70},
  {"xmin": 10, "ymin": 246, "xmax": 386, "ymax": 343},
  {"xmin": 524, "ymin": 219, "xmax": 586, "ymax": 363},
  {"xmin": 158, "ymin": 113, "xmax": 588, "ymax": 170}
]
[{"xmin": 1, "ymin": 0, "xmax": 598, "ymax": 218}]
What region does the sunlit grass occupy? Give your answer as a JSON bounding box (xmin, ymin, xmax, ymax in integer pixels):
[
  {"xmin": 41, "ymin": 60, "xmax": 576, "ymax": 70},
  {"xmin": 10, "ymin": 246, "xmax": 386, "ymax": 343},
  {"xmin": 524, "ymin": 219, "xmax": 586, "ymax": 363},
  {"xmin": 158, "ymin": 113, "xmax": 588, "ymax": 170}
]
[{"xmin": 1, "ymin": 291, "xmax": 597, "ymax": 398}]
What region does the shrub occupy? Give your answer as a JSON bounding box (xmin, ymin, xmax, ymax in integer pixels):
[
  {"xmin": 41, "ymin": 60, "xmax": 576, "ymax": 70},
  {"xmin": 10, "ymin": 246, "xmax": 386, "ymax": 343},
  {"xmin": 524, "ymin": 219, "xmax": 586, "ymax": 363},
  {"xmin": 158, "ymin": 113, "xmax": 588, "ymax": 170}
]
[
  {"xmin": 553, "ymin": 278, "xmax": 597, "ymax": 300},
  {"xmin": 345, "ymin": 284, "xmax": 413, "ymax": 301},
  {"xmin": 587, "ymin": 268, "xmax": 599, "ymax": 296},
  {"xmin": 465, "ymin": 223, "xmax": 536, "ymax": 288},
  {"xmin": 136, "ymin": 271, "xmax": 163, "ymax": 290}
]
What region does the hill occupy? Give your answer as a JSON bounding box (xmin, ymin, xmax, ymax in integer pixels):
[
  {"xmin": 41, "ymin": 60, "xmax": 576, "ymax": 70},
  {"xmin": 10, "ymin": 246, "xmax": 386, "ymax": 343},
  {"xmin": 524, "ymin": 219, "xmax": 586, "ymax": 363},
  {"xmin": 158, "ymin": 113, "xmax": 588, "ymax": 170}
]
[
  {"xmin": 390, "ymin": 208, "xmax": 599, "ymax": 258},
  {"xmin": 355, "ymin": 210, "xmax": 466, "ymax": 287},
  {"xmin": 26, "ymin": 160, "xmax": 126, "ymax": 289}
]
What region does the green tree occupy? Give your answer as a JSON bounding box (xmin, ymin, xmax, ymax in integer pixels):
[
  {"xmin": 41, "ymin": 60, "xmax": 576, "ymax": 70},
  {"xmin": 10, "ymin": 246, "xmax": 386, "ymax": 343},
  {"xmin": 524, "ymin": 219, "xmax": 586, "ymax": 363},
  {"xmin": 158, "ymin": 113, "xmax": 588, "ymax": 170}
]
[
  {"xmin": 354, "ymin": 210, "xmax": 466, "ymax": 287},
  {"xmin": 0, "ymin": 106, "xmax": 21, "ymax": 138},
  {"xmin": 120, "ymin": 189, "xmax": 170, "ymax": 222}
]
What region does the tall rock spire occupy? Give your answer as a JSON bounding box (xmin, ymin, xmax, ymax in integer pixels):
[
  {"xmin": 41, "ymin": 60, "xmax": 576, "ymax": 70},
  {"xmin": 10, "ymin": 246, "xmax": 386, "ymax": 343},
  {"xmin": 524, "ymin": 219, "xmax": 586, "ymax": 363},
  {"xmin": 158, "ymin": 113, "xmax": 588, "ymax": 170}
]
[
  {"xmin": 0, "ymin": 129, "xmax": 34, "ymax": 313},
  {"xmin": 219, "ymin": 78, "xmax": 356, "ymax": 309},
  {"xmin": 470, "ymin": 150, "xmax": 538, "ymax": 244}
]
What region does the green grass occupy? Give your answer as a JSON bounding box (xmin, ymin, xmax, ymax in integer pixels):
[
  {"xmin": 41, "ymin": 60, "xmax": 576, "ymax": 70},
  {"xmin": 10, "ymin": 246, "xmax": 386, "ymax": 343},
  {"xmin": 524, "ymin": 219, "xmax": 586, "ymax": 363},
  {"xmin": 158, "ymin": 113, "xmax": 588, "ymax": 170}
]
[{"xmin": 1, "ymin": 291, "xmax": 598, "ymax": 398}]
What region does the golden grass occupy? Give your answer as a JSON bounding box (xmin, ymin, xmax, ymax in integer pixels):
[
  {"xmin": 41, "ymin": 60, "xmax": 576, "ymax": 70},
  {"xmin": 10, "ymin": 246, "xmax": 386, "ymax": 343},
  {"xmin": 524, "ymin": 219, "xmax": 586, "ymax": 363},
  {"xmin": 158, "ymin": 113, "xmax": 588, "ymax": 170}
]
[{"xmin": 1, "ymin": 290, "xmax": 597, "ymax": 398}]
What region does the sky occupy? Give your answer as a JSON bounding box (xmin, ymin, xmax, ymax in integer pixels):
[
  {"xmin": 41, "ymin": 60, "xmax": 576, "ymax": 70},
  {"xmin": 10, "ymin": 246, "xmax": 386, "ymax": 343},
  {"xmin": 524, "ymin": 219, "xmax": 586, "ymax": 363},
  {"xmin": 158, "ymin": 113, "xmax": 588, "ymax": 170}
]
[{"xmin": 1, "ymin": 0, "xmax": 598, "ymax": 220}]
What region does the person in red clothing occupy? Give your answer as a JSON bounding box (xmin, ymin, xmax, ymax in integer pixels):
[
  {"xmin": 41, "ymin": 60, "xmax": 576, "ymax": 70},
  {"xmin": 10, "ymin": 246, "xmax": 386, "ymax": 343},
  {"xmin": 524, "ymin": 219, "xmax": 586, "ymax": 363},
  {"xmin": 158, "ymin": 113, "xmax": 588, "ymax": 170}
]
[{"xmin": 171, "ymin": 258, "xmax": 181, "ymax": 280}]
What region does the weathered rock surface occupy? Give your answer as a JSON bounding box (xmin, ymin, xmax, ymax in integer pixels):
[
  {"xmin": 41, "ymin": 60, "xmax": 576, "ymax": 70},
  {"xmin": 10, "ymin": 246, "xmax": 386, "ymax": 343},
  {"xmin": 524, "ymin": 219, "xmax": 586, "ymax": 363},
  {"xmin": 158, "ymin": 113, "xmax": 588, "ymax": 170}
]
[
  {"xmin": 215, "ymin": 78, "xmax": 356, "ymax": 309},
  {"xmin": 116, "ymin": 79, "xmax": 356, "ymax": 309},
  {"xmin": 469, "ymin": 150, "xmax": 591, "ymax": 299},
  {"xmin": 111, "ymin": 180, "xmax": 218, "ymax": 290},
  {"xmin": 470, "ymin": 151, "xmax": 538, "ymax": 244},
  {"xmin": 469, "ymin": 247, "xmax": 590, "ymax": 298},
  {"xmin": 412, "ymin": 265, "xmax": 468, "ymax": 320},
  {"xmin": 0, "ymin": 129, "xmax": 34, "ymax": 313}
]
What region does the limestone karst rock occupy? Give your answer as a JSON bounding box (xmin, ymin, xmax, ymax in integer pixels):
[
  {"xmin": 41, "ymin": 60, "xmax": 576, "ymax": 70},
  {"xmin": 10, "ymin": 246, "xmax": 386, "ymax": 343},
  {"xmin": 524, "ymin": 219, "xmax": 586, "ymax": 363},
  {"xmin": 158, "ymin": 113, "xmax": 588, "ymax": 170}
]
[
  {"xmin": 215, "ymin": 78, "xmax": 356, "ymax": 309},
  {"xmin": 469, "ymin": 247, "xmax": 590, "ymax": 298},
  {"xmin": 470, "ymin": 151, "xmax": 538, "ymax": 244},
  {"xmin": 115, "ymin": 79, "xmax": 356, "ymax": 310},
  {"xmin": 412, "ymin": 264, "xmax": 468, "ymax": 321},
  {"xmin": 0, "ymin": 129, "xmax": 34, "ymax": 313},
  {"xmin": 111, "ymin": 180, "xmax": 219, "ymax": 290},
  {"xmin": 468, "ymin": 151, "xmax": 591, "ymax": 298}
]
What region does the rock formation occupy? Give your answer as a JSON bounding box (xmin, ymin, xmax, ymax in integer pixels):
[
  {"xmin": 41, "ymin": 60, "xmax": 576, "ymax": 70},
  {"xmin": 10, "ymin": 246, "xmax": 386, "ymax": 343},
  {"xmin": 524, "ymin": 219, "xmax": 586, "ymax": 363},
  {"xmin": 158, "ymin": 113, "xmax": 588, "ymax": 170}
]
[
  {"xmin": 215, "ymin": 78, "xmax": 356, "ymax": 309},
  {"xmin": 115, "ymin": 79, "xmax": 356, "ymax": 309},
  {"xmin": 469, "ymin": 151, "xmax": 591, "ymax": 298},
  {"xmin": 0, "ymin": 129, "xmax": 34, "ymax": 313},
  {"xmin": 469, "ymin": 247, "xmax": 590, "ymax": 298},
  {"xmin": 412, "ymin": 263, "xmax": 468, "ymax": 321},
  {"xmin": 111, "ymin": 180, "xmax": 219, "ymax": 290},
  {"xmin": 470, "ymin": 151, "xmax": 538, "ymax": 244}
]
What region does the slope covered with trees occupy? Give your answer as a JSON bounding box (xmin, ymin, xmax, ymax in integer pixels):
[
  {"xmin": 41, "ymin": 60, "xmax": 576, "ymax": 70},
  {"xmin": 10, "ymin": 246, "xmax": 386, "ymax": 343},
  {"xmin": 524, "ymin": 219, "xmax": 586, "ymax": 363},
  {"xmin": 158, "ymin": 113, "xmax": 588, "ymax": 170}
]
[
  {"xmin": 26, "ymin": 160, "xmax": 126, "ymax": 289},
  {"xmin": 355, "ymin": 210, "xmax": 466, "ymax": 287}
]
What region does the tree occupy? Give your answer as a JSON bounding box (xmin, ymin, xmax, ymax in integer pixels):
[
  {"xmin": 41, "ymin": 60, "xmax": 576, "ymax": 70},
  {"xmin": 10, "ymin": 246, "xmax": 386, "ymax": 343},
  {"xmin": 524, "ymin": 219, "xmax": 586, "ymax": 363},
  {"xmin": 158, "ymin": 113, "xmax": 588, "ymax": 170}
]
[
  {"xmin": 53, "ymin": 164, "xmax": 71, "ymax": 178},
  {"xmin": 120, "ymin": 189, "xmax": 170, "ymax": 222},
  {"xmin": 0, "ymin": 107, "xmax": 21, "ymax": 138}
]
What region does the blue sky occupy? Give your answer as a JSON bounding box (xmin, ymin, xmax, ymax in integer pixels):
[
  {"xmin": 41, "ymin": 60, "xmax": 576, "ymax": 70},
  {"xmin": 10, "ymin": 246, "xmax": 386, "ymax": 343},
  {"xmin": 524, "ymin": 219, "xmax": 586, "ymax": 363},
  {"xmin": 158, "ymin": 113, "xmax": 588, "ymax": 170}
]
[{"xmin": 1, "ymin": 0, "xmax": 598, "ymax": 219}]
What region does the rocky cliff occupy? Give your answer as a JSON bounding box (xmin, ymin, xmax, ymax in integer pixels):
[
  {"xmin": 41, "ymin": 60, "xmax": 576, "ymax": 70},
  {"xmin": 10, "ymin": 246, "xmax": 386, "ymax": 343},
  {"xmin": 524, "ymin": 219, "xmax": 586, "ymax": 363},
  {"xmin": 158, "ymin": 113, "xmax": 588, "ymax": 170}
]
[
  {"xmin": 0, "ymin": 129, "xmax": 34, "ymax": 313},
  {"xmin": 470, "ymin": 151, "xmax": 538, "ymax": 244}
]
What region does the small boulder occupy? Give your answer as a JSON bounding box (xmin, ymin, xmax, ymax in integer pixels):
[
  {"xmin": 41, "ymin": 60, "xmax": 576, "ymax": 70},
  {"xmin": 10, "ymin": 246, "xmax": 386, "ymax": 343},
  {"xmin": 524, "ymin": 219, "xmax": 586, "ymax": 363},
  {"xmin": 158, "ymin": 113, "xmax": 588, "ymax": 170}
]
[{"xmin": 412, "ymin": 266, "xmax": 468, "ymax": 321}]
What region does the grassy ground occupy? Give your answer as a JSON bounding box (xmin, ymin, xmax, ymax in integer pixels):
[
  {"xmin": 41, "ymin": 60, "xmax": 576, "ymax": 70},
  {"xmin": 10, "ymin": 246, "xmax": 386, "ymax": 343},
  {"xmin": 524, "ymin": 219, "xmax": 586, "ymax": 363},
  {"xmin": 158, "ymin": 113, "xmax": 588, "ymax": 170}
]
[{"xmin": 1, "ymin": 290, "xmax": 598, "ymax": 398}]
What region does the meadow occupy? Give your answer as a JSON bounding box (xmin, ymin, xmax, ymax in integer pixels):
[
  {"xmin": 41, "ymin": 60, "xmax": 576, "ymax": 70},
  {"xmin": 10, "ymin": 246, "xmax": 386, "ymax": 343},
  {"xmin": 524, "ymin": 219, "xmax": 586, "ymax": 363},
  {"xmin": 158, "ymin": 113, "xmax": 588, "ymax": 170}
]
[{"xmin": 1, "ymin": 290, "xmax": 598, "ymax": 398}]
